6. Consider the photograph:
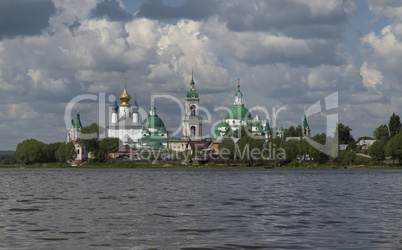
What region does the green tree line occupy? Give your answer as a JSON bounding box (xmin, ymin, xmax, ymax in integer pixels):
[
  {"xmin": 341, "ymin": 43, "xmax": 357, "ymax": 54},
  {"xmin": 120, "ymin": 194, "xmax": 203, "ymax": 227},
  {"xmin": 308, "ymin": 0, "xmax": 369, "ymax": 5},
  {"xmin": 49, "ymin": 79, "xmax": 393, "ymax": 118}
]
[
  {"xmin": 368, "ymin": 112, "xmax": 402, "ymax": 164},
  {"xmin": 14, "ymin": 123, "xmax": 119, "ymax": 165},
  {"xmin": 218, "ymin": 112, "xmax": 402, "ymax": 166}
]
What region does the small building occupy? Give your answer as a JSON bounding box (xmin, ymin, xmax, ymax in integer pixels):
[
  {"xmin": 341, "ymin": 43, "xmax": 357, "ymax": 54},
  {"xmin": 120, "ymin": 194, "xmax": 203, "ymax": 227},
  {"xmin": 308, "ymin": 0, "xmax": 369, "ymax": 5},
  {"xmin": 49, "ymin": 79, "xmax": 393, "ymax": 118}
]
[
  {"xmin": 356, "ymin": 139, "xmax": 376, "ymax": 150},
  {"xmin": 208, "ymin": 137, "xmax": 240, "ymax": 156},
  {"xmin": 108, "ymin": 145, "xmax": 140, "ymax": 160},
  {"xmin": 168, "ymin": 137, "xmax": 190, "ymax": 152},
  {"xmin": 188, "ymin": 140, "xmax": 212, "ymax": 157}
]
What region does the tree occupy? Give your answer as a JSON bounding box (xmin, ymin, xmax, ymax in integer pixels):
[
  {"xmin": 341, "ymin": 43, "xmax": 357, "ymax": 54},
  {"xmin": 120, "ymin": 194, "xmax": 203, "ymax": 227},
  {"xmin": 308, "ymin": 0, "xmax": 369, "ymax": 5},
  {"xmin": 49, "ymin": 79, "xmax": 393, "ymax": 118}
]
[
  {"xmin": 46, "ymin": 142, "xmax": 63, "ymax": 162},
  {"xmin": 233, "ymin": 127, "xmax": 251, "ymax": 138},
  {"xmin": 284, "ymin": 125, "xmax": 303, "ymax": 138},
  {"xmin": 336, "ymin": 123, "xmax": 355, "ymax": 149},
  {"xmin": 388, "ymin": 113, "xmax": 401, "ymax": 137},
  {"xmin": 78, "ymin": 123, "xmax": 104, "ymax": 153},
  {"xmin": 55, "ymin": 142, "xmax": 77, "ymax": 162},
  {"xmin": 298, "ymin": 139, "xmax": 310, "ymax": 160},
  {"xmin": 96, "ymin": 138, "xmax": 120, "ymax": 162},
  {"xmin": 309, "ymin": 133, "xmax": 329, "ymax": 163},
  {"xmin": 15, "ymin": 139, "xmax": 47, "ymax": 164},
  {"xmin": 236, "ymin": 133, "xmax": 264, "ymax": 164},
  {"xmin": 385, "ymin": 131, "xmax": 402, "ymax": 164},
  {"xmin": 368, "ymin": 138, "xmax": 388, "ymax": 163},
  {"xmin": 283, "ymin": 139, "xmax": 299, "ymax": 161},
  {"xmin": 218, "ymin": 138, "xmax": 236, "ymax": 160},
  {"xmin": 373, "ymin": 124, "xmax": 389, "ymax": 140},
  {"xmin": 0, "ymin": 153, "xmax": 16, "ymax": 165}
]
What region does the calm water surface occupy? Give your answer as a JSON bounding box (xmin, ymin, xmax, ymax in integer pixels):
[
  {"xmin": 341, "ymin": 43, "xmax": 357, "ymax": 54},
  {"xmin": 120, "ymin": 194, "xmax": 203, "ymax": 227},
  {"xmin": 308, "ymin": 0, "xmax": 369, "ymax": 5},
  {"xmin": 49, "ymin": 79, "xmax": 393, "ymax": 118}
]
[{"xmin": 0, "ymin": 168, "xmax": 401, "ymax": 249}]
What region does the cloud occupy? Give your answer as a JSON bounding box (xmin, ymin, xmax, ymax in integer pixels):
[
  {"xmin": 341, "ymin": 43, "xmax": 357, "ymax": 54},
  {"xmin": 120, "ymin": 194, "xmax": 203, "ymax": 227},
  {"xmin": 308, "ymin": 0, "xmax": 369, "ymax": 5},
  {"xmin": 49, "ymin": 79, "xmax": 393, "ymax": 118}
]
[
  {"xmin": 0, "ymin": 0, "xmax": 56, "ymax": 40},
  {"xmin": 218, "ymin": 0, "xmax": 356, "ymax": 39},
  {"xmin": 136, "ymin": 0, "xmax": 217, "ymax": 21},
  {"xmin": 367, "ymin": 0, "xmax": 402, "ymax": 22},
  {"xmin": 203, "ymin": 17, "xmax": 349, "ymax": 68},
  {"xmin": 0, "ymin": 0, "xmax": 400, "ymax": 149},
  {"xmin": 90, "ymin": 0, "xmax": 133, "ymax": 22},
  {"xmin": 360, "ymin": 61, "xmax": 383, "ymax": 88}
]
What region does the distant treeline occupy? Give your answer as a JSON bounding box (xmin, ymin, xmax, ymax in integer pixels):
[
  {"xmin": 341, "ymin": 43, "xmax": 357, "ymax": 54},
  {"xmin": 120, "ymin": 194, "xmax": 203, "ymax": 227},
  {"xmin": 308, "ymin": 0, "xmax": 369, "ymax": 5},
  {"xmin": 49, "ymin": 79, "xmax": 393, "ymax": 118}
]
[{"xmin": 0, "ymin": 151, "xmax": 16, "ymax": 165}]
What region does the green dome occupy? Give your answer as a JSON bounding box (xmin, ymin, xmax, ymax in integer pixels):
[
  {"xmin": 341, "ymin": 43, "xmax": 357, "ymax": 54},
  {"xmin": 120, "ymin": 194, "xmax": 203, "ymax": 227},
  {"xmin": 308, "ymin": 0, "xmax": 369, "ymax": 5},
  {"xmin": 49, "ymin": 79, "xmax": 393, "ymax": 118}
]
[
  {"xmin": 146, "ymin": 140, "xmax": 163, "ymax": 147},
  {"xmin": 218, "ymin": 122, "xmax": 230, "ymax": 128},
  {"xmin": 158, "ymin": 126, "xmax": 167, "ymax": 133},
  {"xmin": 252, "ymin": 121, "xmax": 260, "ymax": 127},
  {"xmin": 235, "ymin": 89, "xmax": 242, "ymax": 96},
  {"xmin": 143, "ymin": 115, "xmax": 163, "ymax": 129},
  {"xmin": 186, "ymin": 91, "xmax": 199, "ymax": 99},
  {"xmin": 225, "ymin": 105, "xmax": 252, "ymax": 120}
]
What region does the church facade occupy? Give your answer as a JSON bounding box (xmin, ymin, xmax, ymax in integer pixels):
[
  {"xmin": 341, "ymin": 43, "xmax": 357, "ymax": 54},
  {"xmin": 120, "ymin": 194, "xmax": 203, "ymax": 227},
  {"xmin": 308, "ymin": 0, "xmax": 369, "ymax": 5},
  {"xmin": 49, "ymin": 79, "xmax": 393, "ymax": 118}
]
[{"xmin": 106, "ymin": 80, "xmax": 169, "ymax": 149}]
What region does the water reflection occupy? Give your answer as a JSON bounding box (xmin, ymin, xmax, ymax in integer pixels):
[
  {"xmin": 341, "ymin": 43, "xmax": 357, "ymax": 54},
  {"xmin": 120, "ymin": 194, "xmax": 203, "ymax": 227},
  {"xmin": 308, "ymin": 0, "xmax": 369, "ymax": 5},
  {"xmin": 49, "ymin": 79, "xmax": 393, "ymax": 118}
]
[{"xmin": 0, "ymin": 169, "xmax": 401, "ymax": 248}]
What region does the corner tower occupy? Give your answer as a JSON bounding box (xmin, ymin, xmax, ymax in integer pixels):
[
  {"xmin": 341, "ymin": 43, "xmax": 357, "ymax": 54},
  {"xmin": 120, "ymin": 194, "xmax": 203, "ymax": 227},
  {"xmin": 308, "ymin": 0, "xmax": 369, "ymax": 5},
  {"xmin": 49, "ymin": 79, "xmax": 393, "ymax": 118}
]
[
  {"xmin": 183, "ymin": 68, "xmax": 202, "ymax": 139},
  {"xmin": 302, "ymin": 108, "xmax": 310, "ymax": 137}
]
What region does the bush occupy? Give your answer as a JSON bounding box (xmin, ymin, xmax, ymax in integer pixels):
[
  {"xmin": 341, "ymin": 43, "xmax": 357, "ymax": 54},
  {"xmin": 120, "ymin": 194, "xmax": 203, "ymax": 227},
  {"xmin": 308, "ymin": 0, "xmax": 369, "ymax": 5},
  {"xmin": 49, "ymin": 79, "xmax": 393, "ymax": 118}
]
[
  {"xmin": 340, "ymin": 152, "xmax": 355, "ymax": 166},
  {"xmin": 288, "ymin": 160, "xmax": 300, "ymax": 167},
  {"xmin": 354, "ymin": 156, "xmax": 372, "ymax": 165}
]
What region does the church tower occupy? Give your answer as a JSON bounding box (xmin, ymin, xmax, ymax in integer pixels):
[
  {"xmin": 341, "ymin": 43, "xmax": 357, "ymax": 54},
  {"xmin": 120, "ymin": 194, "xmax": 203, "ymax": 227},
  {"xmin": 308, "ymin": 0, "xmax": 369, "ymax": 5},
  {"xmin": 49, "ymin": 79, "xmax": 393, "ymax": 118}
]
[
  {"xmin": 302, "ymin": 108, "xmax": 311, "ymax": 137},
  {"xmin": 67, "ymin": 112, "xmax": 83, "ymax": 142},
  {"xmin": 182, "ymin": 68, "xmax": 202, "ymax": 139},
  {"xmin": 119, "ymin": 78, "xmax": 132, "ymax": 120}
]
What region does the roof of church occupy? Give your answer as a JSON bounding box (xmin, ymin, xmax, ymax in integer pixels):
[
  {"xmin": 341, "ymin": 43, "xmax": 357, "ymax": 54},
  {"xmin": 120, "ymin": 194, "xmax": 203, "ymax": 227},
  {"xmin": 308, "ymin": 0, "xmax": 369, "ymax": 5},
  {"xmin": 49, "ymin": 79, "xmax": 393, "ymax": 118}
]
[
  {"xmin": 186, "ymin": 90, "xmax": 199, "ymax": 99},
  {"xmin": 225, "ymin": 105, "xmax": 252, "ymax": 120},
  {"xmin": 302, "ymin": 114, "xmax": 309, "ymax": 128},
  {"xmin": 142, "ymin": 132, "xmax": 168, "ymax": 141},
  {"xmin": 235, "ymin": 88, "xmax": 242, "ymax": 96},
  {"xmin": 71, "ymin": 112, "xmax": 82, "ymax": 128},
  {"xmin": 143, "ymin": 114, "xmax": 164, "ymax": 129},
  {"xmin": 120, "ymin": 81, "xmax": 131, "ymax": 106},
  {"xmin": 264, "ymin": 120, "xmax": 270, "ymax": 131},
  {"xmin": 218, "ymin": 121, "xmax": 230, "ymax": 128},
  {"xmin": 252, "ymin": 121, "xmax": 260, "ymax": 127},
  {"xmin": 186, "ymin": 68, "xmax": 199, "ymax": 99},
  {"xmin": 158, "ymin": 125, "xmax": 167, "ymax": 133}
]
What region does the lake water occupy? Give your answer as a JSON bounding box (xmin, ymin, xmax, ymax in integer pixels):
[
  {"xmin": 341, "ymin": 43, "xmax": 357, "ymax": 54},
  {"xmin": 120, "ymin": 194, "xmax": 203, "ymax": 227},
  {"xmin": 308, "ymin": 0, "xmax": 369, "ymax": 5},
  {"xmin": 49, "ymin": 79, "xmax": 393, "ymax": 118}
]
[{"xmin": 0, "ymin": 168, "xmax": 401, "ymax": 249}]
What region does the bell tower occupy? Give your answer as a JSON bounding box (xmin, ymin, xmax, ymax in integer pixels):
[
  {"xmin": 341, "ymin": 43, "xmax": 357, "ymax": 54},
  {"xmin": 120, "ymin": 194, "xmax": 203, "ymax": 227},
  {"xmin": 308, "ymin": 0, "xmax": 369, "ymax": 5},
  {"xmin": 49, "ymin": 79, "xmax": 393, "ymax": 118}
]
[{"xmin": 183, "ymin": 68, "xmax": 202, "ymax": 139}]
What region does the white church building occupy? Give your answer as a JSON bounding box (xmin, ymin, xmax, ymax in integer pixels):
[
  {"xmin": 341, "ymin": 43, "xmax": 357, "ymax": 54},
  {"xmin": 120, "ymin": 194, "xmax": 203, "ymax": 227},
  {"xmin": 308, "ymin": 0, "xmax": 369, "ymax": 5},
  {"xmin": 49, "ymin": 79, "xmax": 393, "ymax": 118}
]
[{"xmin": 106, "ymin": 80, "xmax": 169, "ymax": 149}]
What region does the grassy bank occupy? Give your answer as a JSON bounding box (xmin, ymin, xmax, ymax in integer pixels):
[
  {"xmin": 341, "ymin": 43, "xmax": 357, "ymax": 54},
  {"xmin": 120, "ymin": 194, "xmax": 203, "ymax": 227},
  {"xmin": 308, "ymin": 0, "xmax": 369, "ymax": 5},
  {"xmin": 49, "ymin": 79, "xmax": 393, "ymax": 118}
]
[{"xmin": 1, "ymin": 161, "xmax": 402, "ymax": 169}]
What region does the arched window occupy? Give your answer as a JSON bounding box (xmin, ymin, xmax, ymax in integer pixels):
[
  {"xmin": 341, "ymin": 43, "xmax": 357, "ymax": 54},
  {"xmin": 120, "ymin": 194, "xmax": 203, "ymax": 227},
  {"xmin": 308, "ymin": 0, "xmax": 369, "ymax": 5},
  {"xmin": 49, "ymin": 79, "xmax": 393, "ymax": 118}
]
[
  {"xmin": 190, "ymin": 105, "xmax": 196, "ymax": 116},
  {"xmin": 191, "ymin": 126, "xmax": 196, "ymax": 136},
  {"xmin": 77, "ymin": 149, "xmax": 80, "ymax": 154}
]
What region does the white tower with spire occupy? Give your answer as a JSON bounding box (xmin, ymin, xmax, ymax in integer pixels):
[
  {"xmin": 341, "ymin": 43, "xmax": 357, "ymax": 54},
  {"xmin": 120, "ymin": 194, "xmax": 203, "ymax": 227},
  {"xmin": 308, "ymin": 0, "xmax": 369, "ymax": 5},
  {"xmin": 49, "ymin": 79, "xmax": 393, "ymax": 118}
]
[
  {"xmin": 107, "ymin": 79, "xmax": 144, "ymax": 148},
  {"xmin": 182, "ymin": 68, "xmax": 202, "ymax": 139},
  {"xmin": 132, "ymin": 92, "xmax": 139, "ymax": 123},
  {"xmin": 111, "ymin": 93, "xmax": 119, "ymax": 124}
]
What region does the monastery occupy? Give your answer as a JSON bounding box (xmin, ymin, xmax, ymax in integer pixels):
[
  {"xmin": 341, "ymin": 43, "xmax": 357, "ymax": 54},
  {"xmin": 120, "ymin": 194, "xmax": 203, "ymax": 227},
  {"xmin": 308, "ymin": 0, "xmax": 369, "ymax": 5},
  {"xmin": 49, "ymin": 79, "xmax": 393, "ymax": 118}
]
[{"xmin": 67, "ymin": 71, "xmax": 311, "ymax": 159}]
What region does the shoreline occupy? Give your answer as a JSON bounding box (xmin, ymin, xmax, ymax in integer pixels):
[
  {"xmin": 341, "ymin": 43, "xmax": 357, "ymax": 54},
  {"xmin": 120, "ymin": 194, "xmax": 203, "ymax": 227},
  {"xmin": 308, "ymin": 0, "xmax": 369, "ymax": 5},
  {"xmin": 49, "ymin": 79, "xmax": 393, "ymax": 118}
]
[{"xmin": 1, "ymin": 162, "xmax": 401, "ymax": 170}]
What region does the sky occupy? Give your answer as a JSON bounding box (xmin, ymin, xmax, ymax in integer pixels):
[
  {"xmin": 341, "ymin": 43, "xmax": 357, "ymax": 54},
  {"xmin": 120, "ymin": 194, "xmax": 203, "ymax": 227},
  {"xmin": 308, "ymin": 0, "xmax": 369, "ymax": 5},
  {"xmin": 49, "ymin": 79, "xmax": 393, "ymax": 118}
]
[{"xmin": 1, "ymin": 0, "xmax": 402, "ymax": 150}]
